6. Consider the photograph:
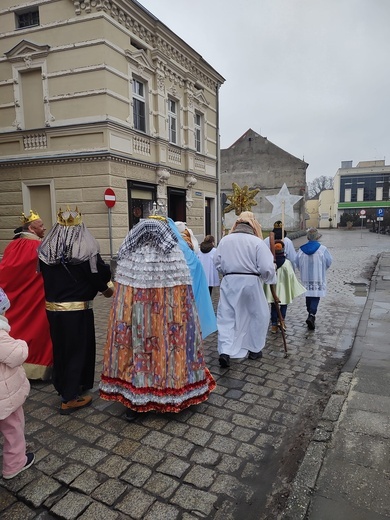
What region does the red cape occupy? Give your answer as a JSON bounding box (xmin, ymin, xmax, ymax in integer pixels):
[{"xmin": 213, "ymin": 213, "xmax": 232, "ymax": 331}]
[{"xmin": 0, "ymin": 237, "xmax": 53, "ymax": 379}]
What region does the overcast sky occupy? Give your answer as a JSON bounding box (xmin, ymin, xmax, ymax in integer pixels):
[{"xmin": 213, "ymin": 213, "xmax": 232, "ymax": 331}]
[{"xmin": 139, "ymin": 0, "xmax": 390, "ymax": 182}]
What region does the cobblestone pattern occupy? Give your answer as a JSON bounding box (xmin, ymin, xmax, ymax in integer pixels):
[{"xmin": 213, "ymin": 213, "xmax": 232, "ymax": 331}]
[{"xmin": 0, "ymin": 229, "xmax": 388, "ymax": 519}]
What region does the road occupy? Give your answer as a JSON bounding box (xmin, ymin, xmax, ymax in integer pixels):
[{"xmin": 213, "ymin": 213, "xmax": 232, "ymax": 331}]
[{"xmin": 0, "ymin": 228, "xmax": 388, "ymax": 519}]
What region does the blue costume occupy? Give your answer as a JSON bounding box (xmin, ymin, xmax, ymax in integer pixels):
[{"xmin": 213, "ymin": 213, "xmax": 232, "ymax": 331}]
[{"xmin": 168, "ymin": 219, "xmax": 217, "ymax": 338}]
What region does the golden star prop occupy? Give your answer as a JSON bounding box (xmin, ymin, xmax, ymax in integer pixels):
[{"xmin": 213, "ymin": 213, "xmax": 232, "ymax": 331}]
[{"xmin": 224, "ymin": 183, "xmax": 260, "ymax": 215}]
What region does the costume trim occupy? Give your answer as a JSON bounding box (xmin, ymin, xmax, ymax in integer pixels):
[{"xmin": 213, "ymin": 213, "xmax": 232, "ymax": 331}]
[
  {"xmin": 20, "ymin": 233, "xmax": 40, "ymax": 241},
  {"xmin": 99, "ymin": 369, "xmax": 216, "ymax": 413},
  {"xmin": 45, "ymin": 301, "xmax": 93, "ymax": 311},
  {"xmin": 23, "ymin": 362, "xmax": 52, "ymax": 381}
]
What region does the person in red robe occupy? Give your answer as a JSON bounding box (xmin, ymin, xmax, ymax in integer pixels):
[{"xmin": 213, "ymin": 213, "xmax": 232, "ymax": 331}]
[{"xmin": 0, "ymin": 211, "xmax": 53, "ymax": 380}]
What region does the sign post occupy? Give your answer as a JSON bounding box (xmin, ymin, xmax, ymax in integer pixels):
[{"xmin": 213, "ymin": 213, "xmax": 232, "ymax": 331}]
[
  {"xmin": 104, "ymin": 188, "xmax": 116, "ymax": 258},
  {"xmin": 359, "ymin": 209, "xmax": 366, "ymax": 239},
  {"xmin": 376, "ymin": 208, "xmax": 384, "ymax": 236}
]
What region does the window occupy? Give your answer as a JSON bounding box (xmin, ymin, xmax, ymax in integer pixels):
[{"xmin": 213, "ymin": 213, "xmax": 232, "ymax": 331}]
[
  {"xmin": 20, "ymin": 69, "xmax": 45, "ymax": 129},
  {"xmin": 132, "ymin": 79, "xmax": 146, "ymax": 132},
  {"xmin": 127, "ymin": 181, "xmax": 156, "ymax": 229},
  {"xmin": 16, "ymin": 8, "xmax": 39, "ymax": 29},
  {"xmin": 194, "ymin": 112, "xmax": 202, "ymax": 152},
  {"xmin": 345, "ymin": 188, "xmax": 351, "ymax": 202},
  {"xmin": 168, "ymin": 98, "xmax": 177, "ymax": 144}
]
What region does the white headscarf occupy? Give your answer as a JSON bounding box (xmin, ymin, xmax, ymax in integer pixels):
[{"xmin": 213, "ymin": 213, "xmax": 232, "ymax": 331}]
[{"xmin": 38, "ymin": 223, "xmax": 100, "ymax": 273}]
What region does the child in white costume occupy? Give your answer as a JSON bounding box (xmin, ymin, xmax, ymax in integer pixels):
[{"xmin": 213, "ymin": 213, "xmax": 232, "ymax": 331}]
[
  {"xmin": 0, "ymin": 288, "xmax": 34, "ymax": 479},
  {"xmin": 264, "ymin": 242, "xmax": 306, "ymax": 333},
  {"xmin": 197, "ymin": 235, "xmax": 220, "ymax": 295}
]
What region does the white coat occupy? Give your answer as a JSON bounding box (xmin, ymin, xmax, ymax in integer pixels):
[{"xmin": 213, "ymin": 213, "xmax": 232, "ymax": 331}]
[
  {"xmin": 0, "ymin": 315, "xmax": 30, "ymax": 420},
  {"xmin": 214, "ymin": 231, "xmax": 276, "ymax": 358},
  {"xmin": 197, "ymin": 248, "xmax": 220, "ymax": 287}
]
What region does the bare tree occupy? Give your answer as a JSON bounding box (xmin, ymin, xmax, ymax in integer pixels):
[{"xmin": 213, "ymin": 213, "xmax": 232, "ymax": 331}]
[{"xmin": 307, "ymin": 176, "xmax": 334, "ymax": 199}]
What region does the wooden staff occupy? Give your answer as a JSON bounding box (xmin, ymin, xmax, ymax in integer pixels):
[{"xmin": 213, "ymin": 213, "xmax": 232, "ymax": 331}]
[{"xmin": 269, "ymin": 231, "xmax": 288, "ymax": 357}]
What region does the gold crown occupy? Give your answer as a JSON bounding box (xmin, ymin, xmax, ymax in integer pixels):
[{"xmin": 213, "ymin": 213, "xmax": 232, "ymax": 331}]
[
  {"xmin": 57, "ymin": 206, "xmax": 82, "ymax": 226},
  {"xmin": 273, "ymin": 221, "xmax": 283, "ymax": 228},
  {"xmin": 149, "ymin": 215, "xmax": 167, "ymax": 221},
  {"xmin": 20, "ymin": 210, "xmax": 40, "ymax": 224}
]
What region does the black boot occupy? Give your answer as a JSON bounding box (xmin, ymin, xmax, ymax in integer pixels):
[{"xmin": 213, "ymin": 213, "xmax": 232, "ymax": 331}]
[
  {"xmin": 219, "ymin": 353, "xmax": 230, "ymax": 368},
  {"xmin": 124, "ymin": 409, "xmax": 139, "ymax": 422},
  {"xmin": 306, "ymin": 314, "xmax": 316, "ymax": 330}
]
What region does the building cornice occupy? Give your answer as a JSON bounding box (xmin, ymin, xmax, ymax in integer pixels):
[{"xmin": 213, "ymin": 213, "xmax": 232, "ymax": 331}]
[
  {"xmin": 0, "ymin": 151, "xmax": 217, "ymax": 183},
  {"xmin": 69, "ymin": 0, "xmax": 224, "ymax": 89}
]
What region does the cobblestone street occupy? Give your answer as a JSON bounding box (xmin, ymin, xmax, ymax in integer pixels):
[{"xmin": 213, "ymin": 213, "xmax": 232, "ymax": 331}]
[{"xmin": 0, "ymin": 228, "xmax": 388, "ymax": 520}]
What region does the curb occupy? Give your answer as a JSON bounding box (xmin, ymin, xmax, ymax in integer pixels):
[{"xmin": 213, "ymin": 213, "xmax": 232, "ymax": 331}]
[
  {"xmin": 279, "ymin": 252, "xmax": 383, "ymax": 519},
  {"xmin": 279, "ymin": 372, "xmax": 353, "ymax": 520}
]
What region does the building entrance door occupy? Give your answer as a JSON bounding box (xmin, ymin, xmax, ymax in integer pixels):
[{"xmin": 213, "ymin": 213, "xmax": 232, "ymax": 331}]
[{"xmin": 168, "ymin": 188, "xmax": 186, "ymax": 222}]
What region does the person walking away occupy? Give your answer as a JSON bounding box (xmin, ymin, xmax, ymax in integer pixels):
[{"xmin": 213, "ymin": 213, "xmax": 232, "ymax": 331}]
[
  {"xmin": 99, "ymin": 216, "xmax": 216, "ymax": 422},
  {"xmin": 38, "ymin": 207, "xmax": 113, "ymax": 414},
  {"xmin": 214, "ymin": 211, "xmax": 276, "ymax": 368},
  {"xmin": 0, "ymin": 288, "xmax": 34, "ymax": 480},
  {"xmin": 197, "ymin": 235, "xmax": 220, "ymax": 295},
  {"xmin": 263, "ymin": 220, "xmax": 297, "ymax": 266},
  {"xmin": 0, "ymin": 211, "xmax": 53, "ymax": 380},
  {"xmin": 263, "ymin": 241, "xmax": 306, "ymax": 333},
  {"xmin": 296, "ymin": 228, "xmax": 333, "ymax": 330}
]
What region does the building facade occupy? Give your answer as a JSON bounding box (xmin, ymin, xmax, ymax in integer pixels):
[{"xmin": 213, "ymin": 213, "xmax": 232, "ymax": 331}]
[
  {"xmin": 0, "ymin": 0, "xmax": 225, "ymax": 255},
  {"xmin": 221, "ymin": 129, "xmax": 308, "ymax": 231},
  {"xmin": 305, "ymin": 198, "xmax": 319, "ymax": 229},
  {"xmin": 334, "ymin": 160, "xmax": 390, "ymax": 226},
  {"xmin": 318, "ymin": 189, "xmax": 336, "ymax": 229}
]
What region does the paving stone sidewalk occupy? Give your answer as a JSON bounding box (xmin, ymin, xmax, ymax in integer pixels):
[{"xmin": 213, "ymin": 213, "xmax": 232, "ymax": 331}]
[
  {"xmin": 282, "ymin": 250, "xmax": 390, "ymax": 520},
  {"xmin": 0, "ymin": 228, "xmax": 388, "ymax": 519}
]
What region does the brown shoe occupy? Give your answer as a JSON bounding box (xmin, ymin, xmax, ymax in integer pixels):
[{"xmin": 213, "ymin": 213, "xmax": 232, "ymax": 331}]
[
  {"xmin": 60, "ymin": 395, "xmax": 92, "ymax": 415},
  {"xmin": 271, "ymin": 325, "xmax": 278, "ymax": 334}
]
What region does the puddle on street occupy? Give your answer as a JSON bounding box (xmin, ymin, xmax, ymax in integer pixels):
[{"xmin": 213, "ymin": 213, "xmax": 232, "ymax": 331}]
[
  {"xmin": 344, "ymin": 281, "xmax": 368, "ymax": 298},
  {"xmin": 354, "ymin": 288, "xmax": 368, "ymax": 297}
]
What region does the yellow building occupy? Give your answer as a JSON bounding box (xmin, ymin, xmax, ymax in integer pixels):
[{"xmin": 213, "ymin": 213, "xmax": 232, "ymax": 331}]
[
  {"xmin": 0, "ymin": 0, "xmax": 225, "ymax": 255},
  {"xmin": 305, "ymin": 199, "xmax": 319, "ymax": 229},
  {"xmin": 318, "ymin": 189, "xmax": 336, "ymax": 229}
]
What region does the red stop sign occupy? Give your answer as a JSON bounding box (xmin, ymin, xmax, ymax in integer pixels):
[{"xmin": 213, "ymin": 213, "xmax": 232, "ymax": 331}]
[{"xmin": 104, "ymin": 188, "xmax": 116, "ymax": 208}]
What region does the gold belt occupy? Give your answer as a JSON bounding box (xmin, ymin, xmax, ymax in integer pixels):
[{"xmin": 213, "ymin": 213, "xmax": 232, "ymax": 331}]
[{"xmin": 45, "ymin": 301, "xmax": 93, "ymax": 311}]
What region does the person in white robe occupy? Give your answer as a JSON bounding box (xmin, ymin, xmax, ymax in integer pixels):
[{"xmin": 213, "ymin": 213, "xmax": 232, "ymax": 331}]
[
  {"xmin": 295, "ymin": 227, "xmax": 332, "ymax": 330},
  {"xmin": 214, "ymin": 212, "xmax": 276, "ymax": 368},
  {"xmin": 197, "ymin": 235, "xmax": 220, "ymax": 295},
  {"xmin": 263, "ymin": 241, "xmax": 306, "ymax": 333}
]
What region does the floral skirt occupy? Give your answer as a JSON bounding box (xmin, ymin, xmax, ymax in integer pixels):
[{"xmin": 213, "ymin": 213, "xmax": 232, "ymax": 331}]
[{"xmin": 99, "ymin": 282, "xmax": 216, "ymax": 413}]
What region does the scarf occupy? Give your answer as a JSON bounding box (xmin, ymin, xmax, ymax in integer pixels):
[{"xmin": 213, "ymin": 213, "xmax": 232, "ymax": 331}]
[
  {"xmin": 231, "ymin": 222, "xmax": 255, "ymax": 235},
  {"xmin": 38, "ymin": 223, "xmax": 100, "ymax": 273},
  {"xmin": 117, "ymin": 219, "xmax": 177, "ymax": 260}
]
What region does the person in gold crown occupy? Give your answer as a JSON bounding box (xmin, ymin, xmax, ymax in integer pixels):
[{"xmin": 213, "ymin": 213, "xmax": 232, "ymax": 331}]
[
  {"xmin": 38, "ymin": 207, "xmax": 114, "ymax": 415},
  {"xmin": 0, "ymin": 210, "xmax": 53, "ymax": 380},
  {"xmin": 99, "ymin": 216, "xmax": 216, "ymax": 421}
]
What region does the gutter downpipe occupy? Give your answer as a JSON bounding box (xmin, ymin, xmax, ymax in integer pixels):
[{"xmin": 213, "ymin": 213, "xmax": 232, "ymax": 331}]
[{"xmin": 216, "ymin": 81, "xmax": 222, "ymax": 242}]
